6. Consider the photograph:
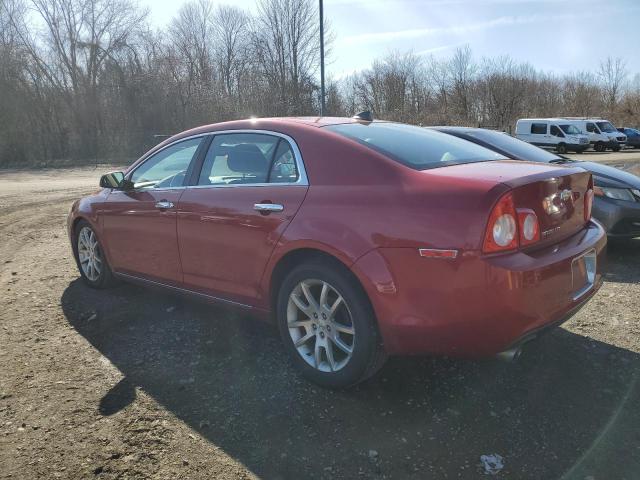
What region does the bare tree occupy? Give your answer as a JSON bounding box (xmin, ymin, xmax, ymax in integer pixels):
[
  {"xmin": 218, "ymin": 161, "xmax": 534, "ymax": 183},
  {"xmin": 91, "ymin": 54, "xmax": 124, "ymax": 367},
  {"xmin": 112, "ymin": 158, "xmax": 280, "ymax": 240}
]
[
  {"xmin": 598, "ymin": 56, "xmax": 627, "ymax": 113},
  {"xmin": 212, "ymin": 5, "xmax": 251, "ymax": 107},
  {"xmin": 448, "ymin": 45, "xmax": 475, "ymax": 122},
  {"xmin": 253, "ymin": 0, "xmax": 322, "ymax": 115},
  {"xmin": 2, "ymin": 3, "xmax": 639, "ymax": 168}
]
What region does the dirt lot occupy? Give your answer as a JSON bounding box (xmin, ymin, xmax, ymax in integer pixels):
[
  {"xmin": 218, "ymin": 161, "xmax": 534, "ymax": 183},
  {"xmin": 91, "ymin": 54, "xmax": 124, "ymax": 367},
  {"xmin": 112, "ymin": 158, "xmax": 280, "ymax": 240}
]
[{"xmin": 1, "ymin": 156, "xmax": 639, "ymax": 479}]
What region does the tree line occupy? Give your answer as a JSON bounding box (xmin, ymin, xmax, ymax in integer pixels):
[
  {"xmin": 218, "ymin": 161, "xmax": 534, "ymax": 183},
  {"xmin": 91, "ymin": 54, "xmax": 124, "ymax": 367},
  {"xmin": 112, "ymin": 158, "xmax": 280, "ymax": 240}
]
[{"xmin": 1, "ymin": 0, "xmax": 639, "ymax": 167}]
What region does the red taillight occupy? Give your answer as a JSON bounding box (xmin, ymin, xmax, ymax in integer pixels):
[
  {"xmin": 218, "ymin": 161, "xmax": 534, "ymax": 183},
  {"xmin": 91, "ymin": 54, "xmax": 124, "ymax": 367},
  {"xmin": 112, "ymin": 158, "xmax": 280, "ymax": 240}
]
[
  {"xmin": 483, "ymin": 192, "xmax": 519, "ymax": 253},
  {"xmin": 517, "ymin": 209, "xmax": 540, "ymax": 246},
  {"xmin": 584, "ymin": 177, "xmax": 594, "ymax": 222}
]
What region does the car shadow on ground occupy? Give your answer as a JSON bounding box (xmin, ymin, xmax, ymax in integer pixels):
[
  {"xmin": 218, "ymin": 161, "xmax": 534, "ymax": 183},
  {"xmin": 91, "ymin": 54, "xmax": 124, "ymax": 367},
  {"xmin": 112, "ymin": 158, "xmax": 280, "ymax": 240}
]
[
  {"xmin": 61, "ymin": 278, "xmax": 640, "ymax": 480},
  {"xmin": 606, "ymin": 238, "xmax": 640, "ymax": 284}
]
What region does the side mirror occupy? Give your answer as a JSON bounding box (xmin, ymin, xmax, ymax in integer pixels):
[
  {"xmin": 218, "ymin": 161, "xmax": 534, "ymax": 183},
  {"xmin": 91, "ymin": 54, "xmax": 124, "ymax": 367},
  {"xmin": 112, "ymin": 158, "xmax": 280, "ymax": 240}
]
[{"xmin": 99, "ymin": 171, "xmax": 131, "ymax": 190}]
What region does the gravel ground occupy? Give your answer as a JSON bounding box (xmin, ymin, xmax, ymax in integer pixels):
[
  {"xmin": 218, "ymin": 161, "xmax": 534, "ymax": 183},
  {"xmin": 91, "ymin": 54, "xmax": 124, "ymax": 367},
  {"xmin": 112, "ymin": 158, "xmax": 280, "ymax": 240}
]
[{"xmin": 0, "ymin": 158, "xmax": 639, "ymax": 480}]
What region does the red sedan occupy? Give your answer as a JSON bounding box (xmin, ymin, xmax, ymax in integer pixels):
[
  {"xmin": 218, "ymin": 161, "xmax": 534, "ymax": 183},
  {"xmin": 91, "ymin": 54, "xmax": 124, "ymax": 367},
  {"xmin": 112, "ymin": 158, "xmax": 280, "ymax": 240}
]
[{"xmin": 68, "ymin": 117, "xmax": 606, "ymax": 387}]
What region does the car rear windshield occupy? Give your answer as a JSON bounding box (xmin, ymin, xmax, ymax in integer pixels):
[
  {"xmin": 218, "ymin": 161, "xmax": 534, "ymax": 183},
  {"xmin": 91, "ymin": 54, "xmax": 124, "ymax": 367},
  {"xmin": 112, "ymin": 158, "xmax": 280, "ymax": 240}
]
[
  {"xmin": 457, "ymin": 129, "xmax": 561, "ymax": 163},
  {"xmin": 324, "ymin": 122, "xmax": 505, "ymax": 170}
]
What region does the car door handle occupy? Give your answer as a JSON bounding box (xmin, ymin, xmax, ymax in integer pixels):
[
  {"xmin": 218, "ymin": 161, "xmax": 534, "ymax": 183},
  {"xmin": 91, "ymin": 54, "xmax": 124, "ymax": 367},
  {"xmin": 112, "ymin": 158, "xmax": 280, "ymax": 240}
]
[
  {"xmin": 254, "ymin": 203, "xmax": 284, "ymax": 213},
  {"xmin": 155, "ymin": 200, "xmax": 174, "ymax": 209}
]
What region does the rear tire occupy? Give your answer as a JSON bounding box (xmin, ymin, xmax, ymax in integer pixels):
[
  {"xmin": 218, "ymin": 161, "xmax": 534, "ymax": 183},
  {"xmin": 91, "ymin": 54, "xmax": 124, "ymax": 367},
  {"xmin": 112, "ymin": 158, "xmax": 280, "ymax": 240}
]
[
  {"xmin": 74, "ymin": 220, "xmax": 117, "ymax": 289},
  {"xmin": 276, "ymin": 261, "xmax": 387, "ymax": 388}
]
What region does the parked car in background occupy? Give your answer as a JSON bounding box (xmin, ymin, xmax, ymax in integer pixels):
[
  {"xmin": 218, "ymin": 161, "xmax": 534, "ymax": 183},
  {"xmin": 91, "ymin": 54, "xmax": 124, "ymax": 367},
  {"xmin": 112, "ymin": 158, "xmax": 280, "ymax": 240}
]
[
  {"xmin": 617, "ymin": 127, "xmax": 640, "ymax": 149},
  {"xmin": 515, "ymin": 118, "xmax": 589, "ymax": 153},
  {"xmin": 433, "ymin": 126, "xmax": 640, "ymax": 239},
  {"xmin": 68, "ymin": 117, "xmax": 606, "ymax": 388},
  {"xmin": 560, "ymin": 118, "xmax": 626, "ymax": 152}
]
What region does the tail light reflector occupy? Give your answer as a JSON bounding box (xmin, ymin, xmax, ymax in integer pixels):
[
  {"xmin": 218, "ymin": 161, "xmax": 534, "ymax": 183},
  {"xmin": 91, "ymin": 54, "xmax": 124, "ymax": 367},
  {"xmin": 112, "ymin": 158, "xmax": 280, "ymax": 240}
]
[
  {"xmin": 483, "ymin": 192, "xmax": 518, "ymax": 253},
  {"xmin": 584, "ymin": 176, "xmax": 594, "ymax": 222},
  {"xmin": 517, "ymin": 209, "xmax": 540, "ymax": 246}
]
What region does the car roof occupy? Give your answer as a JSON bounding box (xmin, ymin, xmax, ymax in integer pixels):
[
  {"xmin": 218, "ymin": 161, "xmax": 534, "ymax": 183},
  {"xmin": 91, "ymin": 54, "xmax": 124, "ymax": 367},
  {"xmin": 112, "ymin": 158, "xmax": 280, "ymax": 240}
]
[
  {"xmin": 148, "ymin": 117, "xmax": 384, "ymax": 155},
  {"xmin": 430, "ymin": 126, "xmax": 506, "ymax": 134},
  {"xmin": 198, "ymin": 116, "xmax": 380, "ymax": 131},
  {"xmin": 516, "ymin": 118, "xmax": 575, "ymax": 123}
]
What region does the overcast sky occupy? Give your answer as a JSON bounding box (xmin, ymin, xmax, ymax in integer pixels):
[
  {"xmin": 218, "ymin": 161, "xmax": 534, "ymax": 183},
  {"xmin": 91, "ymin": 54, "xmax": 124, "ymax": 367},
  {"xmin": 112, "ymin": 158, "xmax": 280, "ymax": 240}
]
[{"xmin": 140, "ymin": 0, "xmax": 640, "ymax": 79}]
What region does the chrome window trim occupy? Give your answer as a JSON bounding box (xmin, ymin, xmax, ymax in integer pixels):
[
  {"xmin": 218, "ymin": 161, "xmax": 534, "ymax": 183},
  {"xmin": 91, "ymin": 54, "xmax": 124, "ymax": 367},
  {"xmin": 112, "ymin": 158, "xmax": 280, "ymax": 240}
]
[
  {"xmin": 125, "ymin": 133, "xmax": 210, "ymax": 186},
  {"xmin": 194, "ymin": 129, "xmax": 309, "ymax": 188},
  {"xmin": 119, "ymin": 129, "xmax": 309, "ymax": 192}
]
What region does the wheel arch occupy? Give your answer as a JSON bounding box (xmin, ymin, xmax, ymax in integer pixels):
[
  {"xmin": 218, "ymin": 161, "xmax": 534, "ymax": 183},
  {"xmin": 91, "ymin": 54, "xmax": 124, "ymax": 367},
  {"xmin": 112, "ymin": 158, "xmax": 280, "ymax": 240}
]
[
  {"xmin": 70, "ymin": 215, "xmax": 90, "ymax": 255},
  {"xmin": 265, "ymin": 244, "xmax": 376, "ymax": 321},
  {"xmin": 69, "ymin": 214, "xmax": 114, "ymax": 268}
]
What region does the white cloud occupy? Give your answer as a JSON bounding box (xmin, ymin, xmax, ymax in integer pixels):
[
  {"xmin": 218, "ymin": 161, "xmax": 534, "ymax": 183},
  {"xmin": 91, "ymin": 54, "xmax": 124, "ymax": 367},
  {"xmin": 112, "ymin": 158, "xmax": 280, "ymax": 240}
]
[
  {"xmin": 416, "ymin": 43, "xmax": 463, "ymax": 56},
  {"xmin": 338, "ymin": 10, "xmax": 627, "ymax": 46}
]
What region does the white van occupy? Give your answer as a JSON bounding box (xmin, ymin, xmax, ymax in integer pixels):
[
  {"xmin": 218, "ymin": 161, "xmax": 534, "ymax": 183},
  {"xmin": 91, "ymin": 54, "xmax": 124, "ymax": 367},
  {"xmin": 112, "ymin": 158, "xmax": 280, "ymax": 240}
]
[
  {"xmin": 559, "ymin": 118, "xmax": 626, "ymax": 152},
  {"xmin": 515, "ymin": 118, "xmax": 590, "ymax": 154}
]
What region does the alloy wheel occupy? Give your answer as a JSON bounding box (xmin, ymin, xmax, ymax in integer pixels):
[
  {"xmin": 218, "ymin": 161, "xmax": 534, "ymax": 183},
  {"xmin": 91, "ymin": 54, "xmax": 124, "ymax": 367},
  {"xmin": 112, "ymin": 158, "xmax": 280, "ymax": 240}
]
[
  {"xmin": 286, "ymin": 279, "xmax": 356, "ymax": 373},
  {"xmin": 77, "ymin": 226, "xmax": 102, "ymax": 281}
]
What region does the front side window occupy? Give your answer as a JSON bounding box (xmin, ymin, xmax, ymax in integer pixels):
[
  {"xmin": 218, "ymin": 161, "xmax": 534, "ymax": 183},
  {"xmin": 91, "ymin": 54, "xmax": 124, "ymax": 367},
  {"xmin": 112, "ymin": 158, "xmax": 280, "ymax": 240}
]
[
  {"xmin": 130, "ymin": 138, "xmax": 202, "ymax": 189},
  {"xmin": 596, "ymin": 121, "xmax": 616, "ymax": 133},
  {"xmin": 198, "ymin": 133, "xmax": 298, "ymax": 185},
  {"xmin": 560, "ymin": 124, "xmax": 581, "ymax": 135},
  {"xmin": 550, "ymin": 125, "xmax": 564, "ymax": 137},
  {"xmin": 324, "ymin": 122, "xmax": 505, "ymax": 170},
  {"xmin": 586, "ymin": 123, "xmax": 598, "ymax": 133},
  {"xmin": 531, "ymin": 123, "xmax": 547, "ymax": 135}
]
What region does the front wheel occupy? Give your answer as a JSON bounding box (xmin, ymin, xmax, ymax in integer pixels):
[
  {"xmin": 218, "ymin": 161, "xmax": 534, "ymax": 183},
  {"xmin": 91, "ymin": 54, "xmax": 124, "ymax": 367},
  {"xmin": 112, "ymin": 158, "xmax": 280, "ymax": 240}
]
[
  {"xmin": 612, "ymin": 145, "xmax": 621, "ymax": 152},
  {"xmin": 277, "ymin": 262, "xmax": 386, "ymax": 388},
  {"xmin": 594, "ymin": 142, "xmax": 605, "ymax": 152},
  {"xmin": 74, "ymin": 220, "xmax": 117, "ymax": 288},
  {"xmin": 556, "ymin": 143, "xmax": 567, "ymax": 154}
]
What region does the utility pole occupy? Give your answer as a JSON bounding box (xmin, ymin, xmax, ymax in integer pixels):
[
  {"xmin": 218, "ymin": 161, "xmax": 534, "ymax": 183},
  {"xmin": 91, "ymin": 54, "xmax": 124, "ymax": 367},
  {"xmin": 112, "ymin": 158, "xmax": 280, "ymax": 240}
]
[{"xmin": 319, "ymin": 0, "xmax": 325, "ymax": 116}]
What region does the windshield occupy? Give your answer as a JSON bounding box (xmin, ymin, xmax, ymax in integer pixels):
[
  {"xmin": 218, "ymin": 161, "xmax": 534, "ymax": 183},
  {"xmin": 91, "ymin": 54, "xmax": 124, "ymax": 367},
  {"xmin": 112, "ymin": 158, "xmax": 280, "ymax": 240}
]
[
  {"xmin": 596, "ymin": 121, "xmax": 617, "ymax": 133},
  {"xmin": 559, "ymin": 124, "xmax": 581, "ymax": 135},
  {"xmin": 451, "ymin": 129, "xmax": 562, "ymax": 163},
  {"xmin": 324, "ymin": 123, "xmax": 505, "ymax": 170}
]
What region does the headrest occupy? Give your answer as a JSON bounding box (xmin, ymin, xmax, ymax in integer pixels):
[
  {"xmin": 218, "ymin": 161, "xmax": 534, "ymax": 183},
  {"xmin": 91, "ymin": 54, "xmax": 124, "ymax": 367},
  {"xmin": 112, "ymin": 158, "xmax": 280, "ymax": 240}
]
[{"xmin": 227, "ymin": 144, "xmax": 267, "ymax": 174}]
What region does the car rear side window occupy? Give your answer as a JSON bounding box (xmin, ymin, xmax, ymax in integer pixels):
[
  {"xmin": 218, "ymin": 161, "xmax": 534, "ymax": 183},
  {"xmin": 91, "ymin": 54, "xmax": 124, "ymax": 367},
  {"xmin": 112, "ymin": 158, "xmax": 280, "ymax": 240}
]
[
  {"xmin": 198, "ymin": 133, "xmax": 299, "ymax": 185},
  {"xmin": 324, "ymin": 123, "xmax": 505, "ymax": 170},
  {"xmin": 198, "ymin": 133, "xmax": 276, "ymax": 185},
  {"xmin": 268, "ymin": 140, "xmax": 299, "ymax": 183},
  {"xmin": 531, "ymin": 123, "xmax": 547, "ymax": 135}
]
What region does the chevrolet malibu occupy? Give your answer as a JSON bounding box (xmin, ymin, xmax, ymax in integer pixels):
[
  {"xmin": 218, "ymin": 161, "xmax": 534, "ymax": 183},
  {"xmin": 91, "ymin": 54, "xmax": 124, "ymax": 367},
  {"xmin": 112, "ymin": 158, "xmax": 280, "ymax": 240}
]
[{"xmin": 68, "ymin": 117, "xmax": 606, "ymax": 388}]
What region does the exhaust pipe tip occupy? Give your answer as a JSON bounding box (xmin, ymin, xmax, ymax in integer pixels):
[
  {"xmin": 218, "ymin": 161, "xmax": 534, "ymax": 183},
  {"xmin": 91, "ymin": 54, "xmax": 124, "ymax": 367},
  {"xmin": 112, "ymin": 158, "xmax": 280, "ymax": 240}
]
[{"xmin": 495, "ymin": 347, "xmax": 522, "ymax": 363}]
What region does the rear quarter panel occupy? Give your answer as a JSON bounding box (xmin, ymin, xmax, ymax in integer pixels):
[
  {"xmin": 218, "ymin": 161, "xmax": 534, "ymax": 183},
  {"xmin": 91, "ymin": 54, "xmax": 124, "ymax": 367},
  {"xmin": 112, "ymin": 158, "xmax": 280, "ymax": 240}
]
[{"xmin": 259, "ymin": 129, "xmax": 520, "ymax": 304}]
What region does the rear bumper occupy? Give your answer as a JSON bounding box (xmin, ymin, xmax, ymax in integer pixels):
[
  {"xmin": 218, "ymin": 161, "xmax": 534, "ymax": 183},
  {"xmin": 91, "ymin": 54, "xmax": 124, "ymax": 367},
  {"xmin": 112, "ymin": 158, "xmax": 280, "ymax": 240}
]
[
  {"xmin": 352, "ymin": 221, "xmax": 607, "ymax": 356},
  {"xmin": 593, "ymin": 197, "xmax": 640, "ymax": 238}
]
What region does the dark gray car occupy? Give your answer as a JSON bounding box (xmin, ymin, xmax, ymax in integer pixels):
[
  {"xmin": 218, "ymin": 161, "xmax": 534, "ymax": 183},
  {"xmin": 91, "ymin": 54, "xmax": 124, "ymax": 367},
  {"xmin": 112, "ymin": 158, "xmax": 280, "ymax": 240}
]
[{"xmin": 432, "ymin": 127, "xmax": 640, "ymax": 238}]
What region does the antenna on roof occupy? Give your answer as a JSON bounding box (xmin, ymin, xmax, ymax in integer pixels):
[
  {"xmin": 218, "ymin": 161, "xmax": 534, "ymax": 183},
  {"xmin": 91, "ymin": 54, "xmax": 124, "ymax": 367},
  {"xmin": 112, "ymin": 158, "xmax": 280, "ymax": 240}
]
[{"xmin": 352, "ymin": 111, "xmax": 373, "ymax": 122}]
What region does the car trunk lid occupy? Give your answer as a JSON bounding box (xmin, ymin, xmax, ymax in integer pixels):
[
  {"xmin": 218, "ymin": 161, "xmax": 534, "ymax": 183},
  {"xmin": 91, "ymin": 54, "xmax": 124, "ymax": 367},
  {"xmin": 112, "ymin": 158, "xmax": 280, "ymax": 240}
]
[{"xmin": 422, "ymin": 160, "xmax": 592, "ymax": 248}]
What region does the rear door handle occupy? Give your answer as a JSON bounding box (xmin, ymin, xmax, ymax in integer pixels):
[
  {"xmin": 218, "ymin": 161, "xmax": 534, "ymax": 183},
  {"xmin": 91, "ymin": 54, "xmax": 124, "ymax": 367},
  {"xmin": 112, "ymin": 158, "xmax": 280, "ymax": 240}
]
[
  {"xmin": 155, "ymin": 200, "xmax": 174, "ymax": 209},
  {"xmin": 254, "ymin": 203, "xmax": 284, "ymax": 213}
]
